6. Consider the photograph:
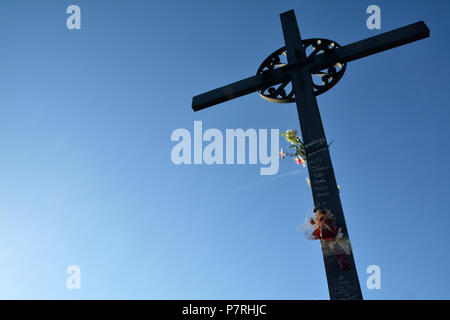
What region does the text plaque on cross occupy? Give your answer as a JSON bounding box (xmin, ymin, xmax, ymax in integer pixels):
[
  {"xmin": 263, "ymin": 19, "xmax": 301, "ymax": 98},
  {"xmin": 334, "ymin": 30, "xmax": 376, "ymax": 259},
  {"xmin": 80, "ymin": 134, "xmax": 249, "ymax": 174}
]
[{"xmin": 191, "ymin": 10, "xmax": 429, "ymax": 300}]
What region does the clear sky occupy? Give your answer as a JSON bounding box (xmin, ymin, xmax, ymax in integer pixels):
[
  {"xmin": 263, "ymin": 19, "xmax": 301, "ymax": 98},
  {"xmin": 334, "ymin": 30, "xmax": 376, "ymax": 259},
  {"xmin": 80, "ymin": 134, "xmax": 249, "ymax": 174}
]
[{"xmin": 0, "ymin": 0, "xmax": 448, "ymax": 299}]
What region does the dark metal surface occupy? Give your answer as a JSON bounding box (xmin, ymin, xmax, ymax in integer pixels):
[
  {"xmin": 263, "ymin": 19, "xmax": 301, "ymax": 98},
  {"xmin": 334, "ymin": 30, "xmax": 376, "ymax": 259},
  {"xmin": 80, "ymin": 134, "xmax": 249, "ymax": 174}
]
[
  {"xmin": 192, "ymin": 65, "xmax": 292, "ymax": 111},
  {"xmin": 307, "ymin": 21, "xmax": 429, "ymax": 73},
  {"xmin": 303, "ymin": 38, "xmax": 347, "ymax": 96},
  {"xmin": 191, "ymin": 8, "xmax": 430, "ymax": 300},
  {"xmin": 256, "ymin": 39, "xmax": 347, "ymax": 103},
  {"xmin": 192, "ymin": 20, "xmax": 428, "ymax": 112},
  {"xmin": 280, "ymin": 10, "xmax": 362, "ymax": 300},
  {"xmin": 256, "ymin": 47, "xmax": 293, "ymax": 103}
]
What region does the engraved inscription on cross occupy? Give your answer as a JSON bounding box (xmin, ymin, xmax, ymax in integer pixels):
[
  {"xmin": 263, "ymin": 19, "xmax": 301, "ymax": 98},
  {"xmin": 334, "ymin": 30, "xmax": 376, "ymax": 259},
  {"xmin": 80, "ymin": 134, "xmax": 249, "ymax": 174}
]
[{"xmin": 191, "ymin": 9, "xmax": 429, "ymax": 300}]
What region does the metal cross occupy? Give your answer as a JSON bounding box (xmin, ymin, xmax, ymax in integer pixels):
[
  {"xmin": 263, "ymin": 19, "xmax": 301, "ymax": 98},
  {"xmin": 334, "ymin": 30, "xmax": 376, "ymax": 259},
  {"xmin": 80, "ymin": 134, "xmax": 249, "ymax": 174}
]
[{"xmin": 191, "ymin": 9, "xmax": 429, "ymax": 300}]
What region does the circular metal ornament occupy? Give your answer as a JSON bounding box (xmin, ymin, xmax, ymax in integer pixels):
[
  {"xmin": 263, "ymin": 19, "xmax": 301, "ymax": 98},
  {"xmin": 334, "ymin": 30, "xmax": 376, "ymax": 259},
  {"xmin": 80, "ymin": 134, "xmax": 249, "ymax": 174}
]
[{"xmin": 257, "ymin": 38, "xmax": 347, "ymax": 103}]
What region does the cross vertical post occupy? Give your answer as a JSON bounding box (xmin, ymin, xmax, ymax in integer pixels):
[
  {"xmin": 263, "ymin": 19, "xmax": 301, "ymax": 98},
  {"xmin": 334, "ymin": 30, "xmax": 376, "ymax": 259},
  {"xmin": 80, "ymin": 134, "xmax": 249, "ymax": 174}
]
[{"xmin": 280, "ymin": 10, "xmax": 362, "ymax": 300}]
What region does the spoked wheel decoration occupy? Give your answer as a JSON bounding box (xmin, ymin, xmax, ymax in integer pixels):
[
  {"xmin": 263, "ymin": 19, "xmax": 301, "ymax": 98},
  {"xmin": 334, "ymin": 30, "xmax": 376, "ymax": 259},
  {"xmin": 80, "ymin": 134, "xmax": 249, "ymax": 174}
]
[{"xmin": 256, "ymin": 38, "xmax": 347, "ymax": 103}]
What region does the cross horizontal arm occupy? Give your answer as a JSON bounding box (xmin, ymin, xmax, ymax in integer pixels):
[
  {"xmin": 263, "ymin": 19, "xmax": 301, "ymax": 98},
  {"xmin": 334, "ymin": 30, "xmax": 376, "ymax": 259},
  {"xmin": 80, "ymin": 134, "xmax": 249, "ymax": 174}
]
[
  {"xmin": 308, "ymin": 21, "xmax": 430, "ymax": 72},
  {"xmin": 192, "ymin": 65, "xmax": 292, "ymax": 112}
]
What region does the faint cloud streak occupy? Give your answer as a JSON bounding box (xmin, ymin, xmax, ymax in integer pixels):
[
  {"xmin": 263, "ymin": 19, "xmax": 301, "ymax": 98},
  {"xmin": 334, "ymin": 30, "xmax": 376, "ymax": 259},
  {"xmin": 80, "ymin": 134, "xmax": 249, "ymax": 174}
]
[{"xmin": 234, "ymin": 169, "xmax": 302, "ymax": 192}]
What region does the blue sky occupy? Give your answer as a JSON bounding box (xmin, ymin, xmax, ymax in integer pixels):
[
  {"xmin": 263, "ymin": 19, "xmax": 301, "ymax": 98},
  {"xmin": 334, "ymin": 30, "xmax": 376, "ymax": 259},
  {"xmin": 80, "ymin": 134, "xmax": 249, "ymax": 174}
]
[{"xmin": 0, "ymin": 0, "xmax": 449, "ymax": 299}]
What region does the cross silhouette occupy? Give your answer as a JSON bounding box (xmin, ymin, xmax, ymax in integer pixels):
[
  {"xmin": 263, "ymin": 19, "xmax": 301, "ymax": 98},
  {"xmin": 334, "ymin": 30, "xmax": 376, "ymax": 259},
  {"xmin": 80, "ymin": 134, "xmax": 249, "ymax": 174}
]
[{"xmin": 191, "ymin": 10, "xmax": 429, "ymax": 300}]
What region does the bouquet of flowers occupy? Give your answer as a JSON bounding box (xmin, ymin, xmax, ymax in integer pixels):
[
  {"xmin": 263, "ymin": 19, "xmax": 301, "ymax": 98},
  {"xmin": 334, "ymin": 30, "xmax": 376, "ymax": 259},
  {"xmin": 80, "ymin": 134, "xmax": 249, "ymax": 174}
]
[
  {"xmin": 299, "ymin": 208, "xmax": 352, "ymax": 270},
  {"xmin": 279, "ymin": 130, "xmax": 306, "ymax": 167}
]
